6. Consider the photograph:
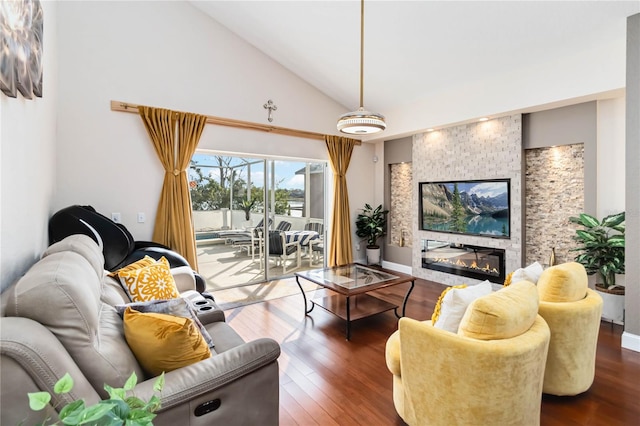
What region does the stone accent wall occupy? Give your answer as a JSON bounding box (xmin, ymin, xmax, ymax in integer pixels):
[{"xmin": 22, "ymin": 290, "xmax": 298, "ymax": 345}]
[
  {"xmin": 412, "ymin": 115, "xmax": 523, "ymax": 286},
  {"xmin": 390, "ymin": 163, "xmax": 413, "ymax": 248},
  {"xmin": 525, "ymin": 144, "xmax": 584, "ymax": 266}
]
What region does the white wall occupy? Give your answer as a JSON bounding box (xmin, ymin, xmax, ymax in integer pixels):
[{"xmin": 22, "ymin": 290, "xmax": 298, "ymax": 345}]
[
  {"xmin": 0, "ymin": 1, "xmax": 58, "ymax": 292},
  {"xmin": 55, "ymin": 1, "xmax": 374, "ymax": 243},
  {"xmin": 597, "ymin": 97, "xmax": 626, "ymax": 218}
]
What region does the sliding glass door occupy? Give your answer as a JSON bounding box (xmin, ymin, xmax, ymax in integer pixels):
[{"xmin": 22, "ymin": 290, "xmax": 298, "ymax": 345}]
[{"xmin": 189, "ymin": 152, "xmax": 326, "ymax": 291}]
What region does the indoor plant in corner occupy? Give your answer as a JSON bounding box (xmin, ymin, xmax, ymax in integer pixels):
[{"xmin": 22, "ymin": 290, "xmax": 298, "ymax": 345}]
[
  {"xmin": 570, "ymin": 211, "xmax": 625, "ymax": 324},
  {"xmin": 355, "ymin": 203, "xmax": 389, "ymax": 265}
]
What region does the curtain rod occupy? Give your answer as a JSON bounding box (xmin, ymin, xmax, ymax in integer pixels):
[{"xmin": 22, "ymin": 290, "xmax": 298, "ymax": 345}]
[{"xmin": 110, "ymin": 100, "xmax": 361, "ymax": 145}]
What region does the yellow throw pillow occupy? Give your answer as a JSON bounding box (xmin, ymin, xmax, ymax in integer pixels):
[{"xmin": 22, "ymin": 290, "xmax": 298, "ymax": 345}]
[
  {"xmin": 537, "ymin": 262, "xmax": 588, "ymax": 302},
  {"xmin": 458, "ymin": 280, "xmax": 539, "ymax": 340},
  {"xmin": 118, "ymin": 256, "xmax": 180, "ymax": 302},
  {"xmin": 123, "ymin": 307, "xmax": 211, "ymax": 376},
  {"xmin": 108, "ymin": 255, "xmax": 156, "ymax": 277}
]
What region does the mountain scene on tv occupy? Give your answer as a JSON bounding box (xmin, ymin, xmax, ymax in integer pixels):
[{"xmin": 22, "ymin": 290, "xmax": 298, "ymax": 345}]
[{"xmin": 421, "ymin": 181, "xmax": 509, "ymax": 237}]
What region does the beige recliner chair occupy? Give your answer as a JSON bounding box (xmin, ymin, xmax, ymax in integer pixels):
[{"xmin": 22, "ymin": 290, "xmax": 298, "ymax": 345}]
[
  {"xmin": 536, "ymin": 262, "xmax": 603, "ymax": 396},
  {"xmin": 385, "ymin": 281, "xmax": 550, "ymax": 426},
  {"xmin": 1, "ymin": 235, "xmax": 280, "ymax": 425}
]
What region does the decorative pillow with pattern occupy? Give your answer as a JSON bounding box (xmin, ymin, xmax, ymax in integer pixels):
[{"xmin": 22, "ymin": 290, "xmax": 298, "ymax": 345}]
[
  {"xmin": 118, "ymin": 256, "xmax": 180, "ymax": 302},
  {"xmin": 432, "ymin": 281, "xmax": 493, "ymax": 333},
  {"xmin": 115, "ymin": 298, "xmax": 214, "ymax": 348},
  {"xmin": 108, "ymin": 255, "xmax": 156, "ymax": 278}
]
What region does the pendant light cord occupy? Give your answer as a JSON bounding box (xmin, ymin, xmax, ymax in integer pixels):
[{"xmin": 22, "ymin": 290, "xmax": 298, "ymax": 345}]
[{"xmin": 359, "ymin": 0, "xmax": 364, "ymax": 109}]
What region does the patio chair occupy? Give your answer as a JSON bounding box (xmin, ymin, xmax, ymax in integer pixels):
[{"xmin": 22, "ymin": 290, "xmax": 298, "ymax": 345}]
[
  {"xmin": 309, "ymin": 239, "xmax": 324, "ymax": 267},
  {"xmin": 304, "ymin": 222, "xmax": 324, "ymax": 261},
  {"xmin": 221, "ymin": 217, "xmax": 272, "ymax": 242},
  {"xmin": 229, "ymin": 226, "xmax": 264, "ymax": 260},
  {"xmin": 304, "ymin": 222, "xmax": 324, "ymax": 235},
  {"xmin": 264, "ymin": 230, "xmax": 301, "ymax": 274},
  {"xmin": 275, "ymin": 221, "xmax": 292, "ymax": 232}
]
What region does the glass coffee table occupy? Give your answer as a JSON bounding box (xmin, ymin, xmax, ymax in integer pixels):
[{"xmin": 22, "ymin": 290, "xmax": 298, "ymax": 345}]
[{"xmin": 295, "ymin": 263, "xmax": 415, "ymax": 340}]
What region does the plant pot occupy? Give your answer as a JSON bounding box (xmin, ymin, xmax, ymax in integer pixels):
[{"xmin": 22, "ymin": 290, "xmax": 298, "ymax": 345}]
[
  {"xmin": 366, "ymin": 246, "xmax": 381, "ymax": 265},
  {"xmin": 596, "ymin": 283, "xmax": 625, "ymax": 325}
]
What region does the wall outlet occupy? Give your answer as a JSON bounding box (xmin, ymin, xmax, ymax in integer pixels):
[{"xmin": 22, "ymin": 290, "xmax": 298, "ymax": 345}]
[
  {"xmin": 137, "ymin": 212, "xmax": 146, "ymax": 223},
  {"xmin": 111, "ymin": 212, "xmax": 121, "ymax": 223},
  {"xmin": 356, "ymin": 243, "xmax": 361, "ymax": 251}
]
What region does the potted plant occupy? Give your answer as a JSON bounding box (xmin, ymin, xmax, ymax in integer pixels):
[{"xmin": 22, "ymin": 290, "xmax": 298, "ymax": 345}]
[
  {"xmin": 238, "ymin": 198, "xmax": 256, "ymax": 221},
  {"xmin": 569, "ymin": 211, "xmax": 625, "ymax": 324},
  {"xmin": 355, "ymin": 203, "xmax": 389, "ymax": 265},
  {"xmin": 28, "ymin": 372, "xmax": 164, "ymax": 425}
]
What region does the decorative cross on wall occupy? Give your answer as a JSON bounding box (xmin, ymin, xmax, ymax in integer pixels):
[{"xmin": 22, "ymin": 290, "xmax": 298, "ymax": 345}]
[{"xmin": 263, "ymin": 99, "xmax": 277, "ymax": 122}]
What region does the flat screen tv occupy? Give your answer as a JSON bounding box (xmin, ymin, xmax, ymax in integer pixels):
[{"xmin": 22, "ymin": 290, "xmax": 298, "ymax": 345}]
[{"xmin": 419, "ymin": 179, "xmax": 510, "ymax": 239}]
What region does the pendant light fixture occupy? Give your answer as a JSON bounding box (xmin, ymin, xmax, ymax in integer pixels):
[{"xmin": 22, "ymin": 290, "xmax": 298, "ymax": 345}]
[{"xmin": 337, "ymin": 0, "xmax": 386, "ymax": 135}]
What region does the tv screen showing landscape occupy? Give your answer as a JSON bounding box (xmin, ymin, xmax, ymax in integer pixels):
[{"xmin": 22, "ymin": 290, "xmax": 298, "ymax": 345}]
[{"xmin": 419, "ymin": 179, "xmax": 510, "ymax": 238}]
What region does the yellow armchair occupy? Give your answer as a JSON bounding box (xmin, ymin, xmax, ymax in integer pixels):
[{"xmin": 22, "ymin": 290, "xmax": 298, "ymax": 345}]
[
  {"xmin": 536, "ymin": 262, "xmax": 603, "ymax": 396},
  {"xmin": 385, "ymin": 281, "xmax": 550, "ymax": 426}
]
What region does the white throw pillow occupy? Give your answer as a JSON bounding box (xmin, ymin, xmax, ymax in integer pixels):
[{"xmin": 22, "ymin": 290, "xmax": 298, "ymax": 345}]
[
  {"xmin": 511, "ymin": 261, "xmax": 544, "ymax": 284},
  {"xmin": 433, "ymin": 281, "xmax": 493, "ymax": 333}
]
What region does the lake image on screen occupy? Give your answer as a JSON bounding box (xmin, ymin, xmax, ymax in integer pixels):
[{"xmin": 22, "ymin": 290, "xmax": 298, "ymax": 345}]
[{"xmin": 421, "ymin": 181, "xmax": 509, "ymax": 237}]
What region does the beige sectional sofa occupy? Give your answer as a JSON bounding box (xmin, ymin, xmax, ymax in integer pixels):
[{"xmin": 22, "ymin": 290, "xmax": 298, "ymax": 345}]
[{"xmin": 1, "ymin": 235, "xmax": 280, "ymax": 425}]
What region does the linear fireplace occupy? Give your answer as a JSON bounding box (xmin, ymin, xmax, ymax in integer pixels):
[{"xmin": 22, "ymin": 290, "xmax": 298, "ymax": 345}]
[{"xmin": 421, "ymin": 239, "xmax": 506, "ymax": 284}]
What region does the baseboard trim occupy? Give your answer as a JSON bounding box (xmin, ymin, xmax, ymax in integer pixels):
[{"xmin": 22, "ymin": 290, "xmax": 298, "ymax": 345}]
[
  {"xmin": 621, "ymin": 332, "xmax": 640, "ymax": 352},
  {"xmin": 380, "ymin": 261, "xmax": 412, "ymax": 275}
]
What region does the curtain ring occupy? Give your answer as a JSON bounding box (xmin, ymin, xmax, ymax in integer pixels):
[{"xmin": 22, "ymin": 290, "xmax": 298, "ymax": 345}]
[{"xmin": 173, "ymin": 169, "xmax": 180, "ymax": 176}]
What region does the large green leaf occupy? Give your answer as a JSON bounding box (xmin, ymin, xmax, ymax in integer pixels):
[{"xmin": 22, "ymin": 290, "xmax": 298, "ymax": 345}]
[
  {"xmin": 578, "ymin": 213, "xmax": 599, "ymax": 228},
  {"xmin": 153, "ymin": 372, "xmax": 165, "ymax": 393},
  {"xmin": 608, "ymin": 235, "xmax": 625, "ymax": 247},
  {"xmin": 59, "ymin": 400, "xmax": 87, "ymax": 425},
  {"xmin": 105, "ymin": 399, "xmax": 130, "ymax": 419},
  {"xmin": 28, "ymin": 392, "xmax": 52, "ymax": 411},
  {"xmin": 54, "ymin": 373, "xmax": 74, "ymax": 395},
  {"xmin": 105, "ymin": 384, "xmax": 126, "ymax": 401},
  {"xmin": 123, "ymin": 373, "xmax": 138, "ymax": 392},
  {"xmin": 77, "ymin": 403, "xmax": 117, "ymax": 425},
  {"xmin": 575, "ymin": 230, "xmax": 597, "ymax": 242},
  {"xmin": 602, "ymin": 212, "xmax": 625, "ymax": 228}
]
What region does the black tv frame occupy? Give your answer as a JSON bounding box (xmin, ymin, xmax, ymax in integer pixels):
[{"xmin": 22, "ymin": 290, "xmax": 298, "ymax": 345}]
[{"xmin": 418, "ymin": 178, "xmax": 511, "ymax": 239}]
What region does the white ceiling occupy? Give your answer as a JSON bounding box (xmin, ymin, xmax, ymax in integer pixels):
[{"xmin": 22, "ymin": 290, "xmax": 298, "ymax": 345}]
[{"xmin": 190, "ymin": 1, "xmax": 639, "ymax": 134}]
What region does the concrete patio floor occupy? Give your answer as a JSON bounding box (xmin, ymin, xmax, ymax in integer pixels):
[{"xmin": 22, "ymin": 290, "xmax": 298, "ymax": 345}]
[{"xmin": 196, "ymin": 240, "xmax": 323, "ymax": 291}]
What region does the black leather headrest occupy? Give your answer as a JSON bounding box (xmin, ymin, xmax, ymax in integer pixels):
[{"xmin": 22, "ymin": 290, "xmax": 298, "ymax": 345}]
[{"xmin": 48, "ymin": 205, "xmax": 135, "ymax": 270}]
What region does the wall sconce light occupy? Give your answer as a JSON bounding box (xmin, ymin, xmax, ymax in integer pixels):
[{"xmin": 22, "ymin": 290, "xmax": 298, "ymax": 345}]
[{"xmin": 0, "ymin": 0, "xmax": 43, "ymax": 99}]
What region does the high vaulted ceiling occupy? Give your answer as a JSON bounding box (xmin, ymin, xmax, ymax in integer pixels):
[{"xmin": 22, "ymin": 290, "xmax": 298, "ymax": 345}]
[{"xmin": 190, "ymin": 1, "xmax": 639, "ymax": 137}]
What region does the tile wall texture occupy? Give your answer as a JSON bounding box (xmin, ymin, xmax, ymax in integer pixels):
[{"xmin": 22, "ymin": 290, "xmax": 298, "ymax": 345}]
[
  {"xmin": 524, "ymin": 144, "xmax": 584, "ymax": 266},
  {"xmin": 390, "ymin": 163, "xmax": 413, "ymax": 248},
  {"xmin": 412, "ymin": 115, "xmax": 523, "ymax": 286}
]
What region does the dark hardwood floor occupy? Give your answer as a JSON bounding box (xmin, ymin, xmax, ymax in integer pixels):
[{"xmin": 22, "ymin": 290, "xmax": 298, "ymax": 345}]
[{"xmin": 222, "ymin": 278, "xmax": 640, "ymax": 425}]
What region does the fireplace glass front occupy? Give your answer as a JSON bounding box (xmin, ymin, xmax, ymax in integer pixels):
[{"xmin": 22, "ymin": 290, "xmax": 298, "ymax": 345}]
[{"xmin": 421, "ymin": 239, "xmax": 506, "ymax": 284}]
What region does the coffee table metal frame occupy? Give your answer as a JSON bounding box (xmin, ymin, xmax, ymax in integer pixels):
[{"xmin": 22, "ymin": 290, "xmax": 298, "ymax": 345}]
[{"xmin": 295, "ymin": 263, "xmax": 415, "ymax": 340}]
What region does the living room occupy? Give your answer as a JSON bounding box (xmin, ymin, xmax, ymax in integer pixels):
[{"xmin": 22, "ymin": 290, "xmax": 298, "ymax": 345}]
[{"xmin": 1, "ymin": 1, "xmax": 639, "ymax": 424}]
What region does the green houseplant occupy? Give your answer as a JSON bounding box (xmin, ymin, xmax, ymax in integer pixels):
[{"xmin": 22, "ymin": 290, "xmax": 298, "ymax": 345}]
[
  {"xmin": 570, "ymin": 211, "xmax": 625, "ymax": 324},
  {"xmin": 569, "ymin": 211, "xmax": 625, "ymax": 291},
  {"xmin": 355, "ymin": 204, "xmax": 389, "ymax": 265},
  {"xmin": 28, "ymin": 372, "xmax": 164, "ymax": 426}
]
